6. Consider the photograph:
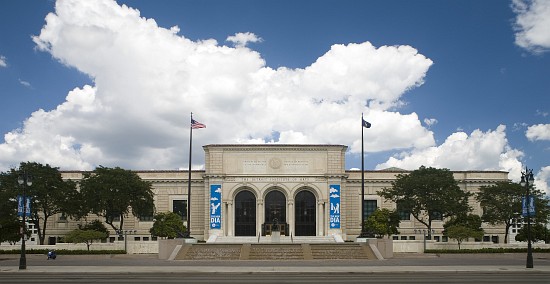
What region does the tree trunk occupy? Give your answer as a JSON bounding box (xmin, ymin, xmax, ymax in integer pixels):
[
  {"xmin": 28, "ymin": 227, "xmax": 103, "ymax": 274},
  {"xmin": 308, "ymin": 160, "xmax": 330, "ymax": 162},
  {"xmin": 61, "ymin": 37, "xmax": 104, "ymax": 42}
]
[
  {"xmin": 504, "ymin": 222, "xmax": 511, "ymax": 244},
  {"xmin": 39, "ymin": 214, "xmax": 51, "ymax": 245}
]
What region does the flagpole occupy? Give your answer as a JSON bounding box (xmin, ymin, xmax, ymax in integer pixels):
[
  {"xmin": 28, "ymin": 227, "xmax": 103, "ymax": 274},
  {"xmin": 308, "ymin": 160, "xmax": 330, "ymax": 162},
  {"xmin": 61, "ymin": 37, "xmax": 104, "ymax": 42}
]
[
  {"xmin": 360, "ymin": 113, "xmax": 366, "ymax": 237},
  {"xmin": 186, "ymin": 112, "xmax": 193, "ymax": 238}
]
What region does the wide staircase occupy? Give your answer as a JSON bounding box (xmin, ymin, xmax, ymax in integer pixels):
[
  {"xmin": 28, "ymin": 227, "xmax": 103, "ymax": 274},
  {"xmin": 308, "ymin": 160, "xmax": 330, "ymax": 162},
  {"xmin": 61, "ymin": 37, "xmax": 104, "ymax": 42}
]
[
  {"xmin": 175, "ymin": 243, "xmax": 374, "ymax": 260},
  {"xmin": 212, "ymin": 235, "xmax": 337, "ymax": 244}
]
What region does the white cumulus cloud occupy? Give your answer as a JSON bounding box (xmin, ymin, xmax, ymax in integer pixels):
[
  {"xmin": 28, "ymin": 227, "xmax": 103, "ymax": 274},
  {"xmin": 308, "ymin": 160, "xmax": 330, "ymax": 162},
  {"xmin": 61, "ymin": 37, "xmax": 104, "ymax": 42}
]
[
  {"xmin": 226, "ymin": 32, "xmax": 263, "ymax": 48},
  {"xmin": 526, "ymin": 123, "xmax": 550, "ymax": 141},
  {"xmin": 535, "ymin": 166, "xmax": 550, "ymax": 196},
  {"xmin": 376, "ymin": 125, "xmax": 524, "ymax": 180},
  {"xmin": 1, "ymin": 0, "xmax": 434, "ymax": 171},
  {"xmin": 424, "ymin": 118, "xmax": 438, "ymax": 128},
  {"xmin": 0, "ymin": 55, "xmax": 6, "ymax": 67},
  {"xmin": 512, "ymin": 0, "xmax": 550, "ymax": 53}
]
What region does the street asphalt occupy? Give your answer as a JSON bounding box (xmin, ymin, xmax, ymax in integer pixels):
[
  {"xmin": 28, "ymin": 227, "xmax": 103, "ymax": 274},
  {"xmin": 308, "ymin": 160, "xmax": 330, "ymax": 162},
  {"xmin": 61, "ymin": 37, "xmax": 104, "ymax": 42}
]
[{"xmin": 1, "ymin": 252, "xmax": 550, "ymax": 274}]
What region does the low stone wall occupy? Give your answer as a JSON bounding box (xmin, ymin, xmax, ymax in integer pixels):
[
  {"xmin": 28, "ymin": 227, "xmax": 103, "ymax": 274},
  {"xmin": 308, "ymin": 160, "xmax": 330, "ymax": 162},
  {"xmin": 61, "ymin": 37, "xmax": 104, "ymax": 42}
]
[
  {"xmin": 0, "ymin": 241, "xmax": 159, "ymax": 254},
  {"xmin": 356, "ymin": 238, "xmax": 393, "ymax": 259},
  {"xmin": 393, "ymin": 240, "xmax": 550, "ymax": 253}
]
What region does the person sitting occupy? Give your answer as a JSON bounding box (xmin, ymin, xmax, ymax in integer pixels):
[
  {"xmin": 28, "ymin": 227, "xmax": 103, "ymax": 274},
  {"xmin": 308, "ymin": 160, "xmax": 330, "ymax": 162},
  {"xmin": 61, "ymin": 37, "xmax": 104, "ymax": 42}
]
[{"xmin": 47, "ymin": 250, "xmax": 57, "ymax": 260}]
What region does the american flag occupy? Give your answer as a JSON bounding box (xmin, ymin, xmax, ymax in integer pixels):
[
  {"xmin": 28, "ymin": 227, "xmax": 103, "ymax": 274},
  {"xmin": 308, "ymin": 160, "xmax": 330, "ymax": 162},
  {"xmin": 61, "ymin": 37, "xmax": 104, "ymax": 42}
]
[{"xmin": 191, "ymin": 118, "xmax": 206, "ymax": 129}]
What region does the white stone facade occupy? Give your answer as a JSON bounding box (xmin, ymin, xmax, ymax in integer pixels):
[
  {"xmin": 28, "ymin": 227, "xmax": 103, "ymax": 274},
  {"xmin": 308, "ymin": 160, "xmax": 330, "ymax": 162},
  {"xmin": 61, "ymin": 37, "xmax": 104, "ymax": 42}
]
[{"xmin": 44, "ymin": 144, "xmax": 510, "ymax": 244}]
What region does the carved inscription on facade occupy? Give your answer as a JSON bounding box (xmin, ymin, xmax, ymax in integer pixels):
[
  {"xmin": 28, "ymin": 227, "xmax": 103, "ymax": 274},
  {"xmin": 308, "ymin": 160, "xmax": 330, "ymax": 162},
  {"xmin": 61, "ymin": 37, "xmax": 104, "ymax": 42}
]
[{"xmin": 235, "ymin": 177, "xmax": 316, "ymax": 182}]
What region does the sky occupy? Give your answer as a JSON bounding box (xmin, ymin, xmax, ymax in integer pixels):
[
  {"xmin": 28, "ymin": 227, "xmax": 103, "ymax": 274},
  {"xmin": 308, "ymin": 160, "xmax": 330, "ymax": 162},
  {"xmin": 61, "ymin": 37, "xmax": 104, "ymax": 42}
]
[{"xmin": 0, "ymin": 0, "xmax": 549, "ymax": 195}]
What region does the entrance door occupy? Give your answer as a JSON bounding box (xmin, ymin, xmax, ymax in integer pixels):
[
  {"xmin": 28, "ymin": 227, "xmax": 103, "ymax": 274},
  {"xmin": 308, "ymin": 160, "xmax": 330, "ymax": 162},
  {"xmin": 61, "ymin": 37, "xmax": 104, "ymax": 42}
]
[
  {"xmin": 235, "ymin": 190, "xmax": 256, "ymax": 236},
  {"xmin": 295, "ymin": 190, "xmax": 316, "ymax": 236},
  {"xmin": 264, "ymin": 190, "xmax": 286, "ymax": 234}
]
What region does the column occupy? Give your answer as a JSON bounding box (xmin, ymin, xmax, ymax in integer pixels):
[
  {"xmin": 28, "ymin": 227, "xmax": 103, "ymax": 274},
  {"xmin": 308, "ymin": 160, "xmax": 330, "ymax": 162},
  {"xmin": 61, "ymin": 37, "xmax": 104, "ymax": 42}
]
[
  {"xmin": 227, "ymin": 201, "xmax": 233, "ymax": 236},
  {"xmin": 318, "ymin": 201, "xmax": 324, "ymax": 236},
  {"xmin": 257, "ymin": 199, "xmax": 264, "ymax": 236},
  {"xmin": 288, "ymin": 201, "xmax": 294, "ymax": 237}
]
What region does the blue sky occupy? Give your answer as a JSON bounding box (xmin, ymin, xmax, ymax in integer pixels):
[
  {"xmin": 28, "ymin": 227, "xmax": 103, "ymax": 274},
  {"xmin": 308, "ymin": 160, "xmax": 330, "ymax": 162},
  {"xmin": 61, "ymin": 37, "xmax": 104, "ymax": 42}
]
[{"xmin": 0, "ymin": 0, "xmax": 549, "ymax": 193}]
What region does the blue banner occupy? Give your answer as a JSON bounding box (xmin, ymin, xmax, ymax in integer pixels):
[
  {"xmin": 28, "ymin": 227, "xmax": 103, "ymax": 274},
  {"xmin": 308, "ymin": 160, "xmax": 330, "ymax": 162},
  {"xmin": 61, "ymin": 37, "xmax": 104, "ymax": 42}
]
[
  {"xmin": 210, "ymin": 185, "xmax": 222, "ymax": 229},
  {"xmin": 329, "ymin": 185, "xmax": 341, "ymax": 229},
  {"xmin": 17, "ymin": 195, "xmax": 31, "ymax": 217},
  {"xmin": 522, "ymin": 195, "xmax": 535, "ymax": 217}
]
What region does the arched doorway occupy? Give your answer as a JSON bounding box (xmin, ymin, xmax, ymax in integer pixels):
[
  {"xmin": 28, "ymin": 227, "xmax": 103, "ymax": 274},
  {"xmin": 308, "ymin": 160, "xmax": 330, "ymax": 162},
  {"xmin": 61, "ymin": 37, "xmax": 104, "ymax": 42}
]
[
  {"xmin": 235, "ymin": 190, "xmax": 256, "ymax": 236},
  {"xmin": 264, "ymin": 190, "xmax": 287, "ymax": 235},
  {"xmin": 295, "ymin": 190, "xmax": 316, "ymax": 236}
]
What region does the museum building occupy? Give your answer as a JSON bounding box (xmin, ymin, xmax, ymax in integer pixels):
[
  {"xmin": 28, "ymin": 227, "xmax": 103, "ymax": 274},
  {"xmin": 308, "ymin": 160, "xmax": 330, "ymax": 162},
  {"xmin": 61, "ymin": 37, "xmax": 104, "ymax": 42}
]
[{"xmin": 51, "ymin": 144, "xmax": 509, "ymax": 244}]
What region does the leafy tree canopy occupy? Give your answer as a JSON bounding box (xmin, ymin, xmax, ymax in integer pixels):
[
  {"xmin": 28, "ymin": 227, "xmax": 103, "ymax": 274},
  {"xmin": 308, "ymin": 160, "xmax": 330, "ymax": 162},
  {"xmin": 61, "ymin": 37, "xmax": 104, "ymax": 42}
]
[
  {"xmin": 79, "ymin": 166, "xmax": 154, "ymax": 232},
  {"xmin": 443, "ymin": 214, "xmax": 483, "ymax": 232},
  {"xmin": 378, "ymin": 166, "xmax": 471, "ymax": 237},
  {"xmin": 0, "ymin": 162, "xmax": 79, "ymax": 245},
  {"xmin": 64, "ymin": 229, "xmax": 108, "ymax": 251},
  {"xmin": 477, "ymin": 181, "xmax": 550, "ymax": 243},
  {"xmin": 150, "ymin": 212, "xmax": 186, "ymax": 239},
  {"xmin": 363, "ymin": 208, "xmax": 400, "ymax": 238},
  {"xmin": 445, "ymin": 225, "xmax": 484, "ymax": 250},
  {"xmin": 78, "ymin": 220, "xmax": 110, "ymax": 238}
]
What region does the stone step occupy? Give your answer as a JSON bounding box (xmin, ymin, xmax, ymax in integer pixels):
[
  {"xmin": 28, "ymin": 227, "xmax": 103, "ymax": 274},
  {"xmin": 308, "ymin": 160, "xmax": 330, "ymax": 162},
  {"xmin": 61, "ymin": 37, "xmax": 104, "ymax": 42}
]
[
  {"xmin": 175, "ymin": 243, "xmax": 373, "ymax": 260},
  {"xmin": 176, "ymin": 244, "xmax": 241, "ymax": 260},
  {"xmin": 211, "ymin": 235, "xmax": 336, "ymax": 244},
  {"xmin": 248, "ymin": 244, "xmax": 304, "ymax": 260},
  {"xmin": 310, "ymin": 243, "xmax": 370, "ymax": 259}
]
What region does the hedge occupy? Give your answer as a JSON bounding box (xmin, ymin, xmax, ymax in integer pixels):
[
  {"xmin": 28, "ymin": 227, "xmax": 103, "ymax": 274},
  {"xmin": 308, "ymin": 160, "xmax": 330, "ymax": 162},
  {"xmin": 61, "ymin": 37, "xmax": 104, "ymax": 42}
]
[
  {"xmin": 0, "ymin": 249, "xmax": 126, "ymax": 255},
  {"xmin": 425, "ymin": 248, "xmax": 550, "ymax": 254}
]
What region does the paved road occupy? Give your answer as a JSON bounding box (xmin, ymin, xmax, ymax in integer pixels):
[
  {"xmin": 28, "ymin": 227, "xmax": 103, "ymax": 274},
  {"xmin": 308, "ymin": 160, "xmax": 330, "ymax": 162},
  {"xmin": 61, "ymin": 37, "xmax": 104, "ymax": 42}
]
[
  {"xmin": 2, "ymin": 252, "xmax": 550, "ymax": 267},
  {"xmin": 1, "ymin": 253, "xmax": 550, "ymax": 283},
  {"xmin": 1, "ymin": 271, "xmax": 550, "ymax": 284}
]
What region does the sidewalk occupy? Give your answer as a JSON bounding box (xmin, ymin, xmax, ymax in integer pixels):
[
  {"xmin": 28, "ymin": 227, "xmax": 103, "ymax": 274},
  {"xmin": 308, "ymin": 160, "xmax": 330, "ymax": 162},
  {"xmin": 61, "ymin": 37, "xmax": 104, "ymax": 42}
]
[{"xmin": 1, "ymin": 253, "xmax": 550, "ymax": 274}]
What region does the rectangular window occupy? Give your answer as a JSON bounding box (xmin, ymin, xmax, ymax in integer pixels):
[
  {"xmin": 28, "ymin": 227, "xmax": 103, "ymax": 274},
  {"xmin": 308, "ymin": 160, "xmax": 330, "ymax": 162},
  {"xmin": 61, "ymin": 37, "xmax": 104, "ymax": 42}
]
[
  {"xmin": 363, "ymin": 200, "xmax": 377, "ymax": 220},
  {"xmin": 396, "ymin": 201, "xmax": 410, "ymax": 221},
  {"xmin": 58, "ymin": 213, "xmax": 67, "ymax": 222},
  {"xmin": 431, "ymin": 211, "xmax": 443, "ymax": 221},
  {"xmin": 409, "ymin": 236, "xmax": 415, "ymax": 240},
  {"xmin": 173, "ymin": 200, "xmax": 188, "ymax": 221},
  {"xmin": 139, "ymin": 210, "xmax": 154, "ymax": 222}
]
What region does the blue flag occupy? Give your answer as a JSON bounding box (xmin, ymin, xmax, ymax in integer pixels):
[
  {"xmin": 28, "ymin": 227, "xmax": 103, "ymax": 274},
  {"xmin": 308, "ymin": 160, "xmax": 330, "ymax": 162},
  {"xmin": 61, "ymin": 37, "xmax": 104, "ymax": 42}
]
[{"xmin": 362, "ymin": 119, "xmax": 371, "ymax": 128}]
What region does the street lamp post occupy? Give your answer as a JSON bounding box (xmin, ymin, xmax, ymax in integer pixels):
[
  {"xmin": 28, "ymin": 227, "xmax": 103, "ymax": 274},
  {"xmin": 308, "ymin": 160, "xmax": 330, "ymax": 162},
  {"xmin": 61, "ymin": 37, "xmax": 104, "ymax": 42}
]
[
  {"xmin": 116, "ymin": 229, "xmax": 137, "ymax": 253},
  {"xmin": 18, "ymin": 171, "xmax": 32, "ymax": 270},
  {"xmin": 414, "ymin": 229, "xmax": 435, "ymax": 253},
  {"xmin": 520, "ymin": 167, "xmax": 535, "ymax": 269}
]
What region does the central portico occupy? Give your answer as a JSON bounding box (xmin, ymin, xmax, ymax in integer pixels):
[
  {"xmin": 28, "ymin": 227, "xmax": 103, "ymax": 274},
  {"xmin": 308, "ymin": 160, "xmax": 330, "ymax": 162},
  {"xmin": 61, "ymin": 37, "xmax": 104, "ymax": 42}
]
[{"xmin": 202, "ymin": 144, "xmax": 348, "ymax": 240}]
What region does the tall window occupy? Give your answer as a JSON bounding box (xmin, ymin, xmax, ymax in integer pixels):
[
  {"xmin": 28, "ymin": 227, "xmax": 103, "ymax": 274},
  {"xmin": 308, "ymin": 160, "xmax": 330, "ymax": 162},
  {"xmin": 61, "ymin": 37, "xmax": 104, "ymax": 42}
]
[
  {"xmin": 396, "ymin": 200, "xmax": 410, "ymax": 221},
  {"xmin": 139, "ymin": 210, "xmax": 154, "ymax": 222},
  {"xmin": 431, "ymin": 211, "xmax": 443, "ymax": 221},
  {"xmin": 363, "ymin": 200, "xmax": 377, "ymax": 220},
  {"xmin": 173, "ymin": 200, "xmax": 188, "ymax": 221}
]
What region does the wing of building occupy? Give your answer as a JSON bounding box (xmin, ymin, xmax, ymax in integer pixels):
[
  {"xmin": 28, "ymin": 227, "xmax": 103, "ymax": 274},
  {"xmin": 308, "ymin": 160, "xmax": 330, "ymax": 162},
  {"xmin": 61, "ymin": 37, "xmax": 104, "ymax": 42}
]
[{"xmin": 47, "ymin": 144, "xmax": 509, "ymax": 245}]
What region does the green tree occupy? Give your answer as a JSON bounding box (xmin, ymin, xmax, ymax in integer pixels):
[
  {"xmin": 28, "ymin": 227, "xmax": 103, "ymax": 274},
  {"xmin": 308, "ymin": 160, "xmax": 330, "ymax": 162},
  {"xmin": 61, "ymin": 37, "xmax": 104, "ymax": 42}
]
[
  {"xmin": 443, "ymin": 214, "xmax": 484, "ymax": 233},
  {"xmin": 363, "ymin": 208, "xmax": 400, "ymax": 238},
  {"xmin": 378, "ymin": 166, "xmax": 471, "ymax": 238},
  {"xmin": 445, "ymin": 225, "xmax": 484, "ymax": 250},
  {"xmin": 0, "ymin": 173, "xmax": 20, "ymax": 244},
  {"xmin": 514, "ymin": 223, "xmax": 550, "ymax": 243},
  {"xmin": 1, "ymin": 162, "xmax": 79, "ymax": 245},
  {"xmin": 149, "ymin": 212, "xmax": 186, "ymax": 238},
  {"xmin": 78, "ymin": 220, "xmax": 109, "ymax": 239},
  {"xmin": 64, "ymin": 229, "xmax": 108, "ymax": 251},
  {"xmin": 443, "ymin": 214, "xmax": 484, "ymax": 249},
  {"xmin": 79, "ymin": 166, "xmax": 154, "ymax": 232},
  {"xmin": 476, "ymin": 181, "xmax": 549, "ymax": 244}
]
